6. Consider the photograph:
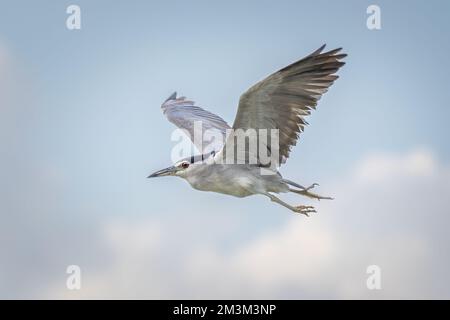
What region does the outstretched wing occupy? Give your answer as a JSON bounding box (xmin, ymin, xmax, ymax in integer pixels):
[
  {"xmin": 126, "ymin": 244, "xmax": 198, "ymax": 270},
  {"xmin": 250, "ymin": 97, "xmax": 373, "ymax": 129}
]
[
  {"xmin": 215, "ymin": 44, "xmax": 346, "ymax": 166},
  {"xmin": 161, "ymin": 92, "xmax": 231, "ymax": 154}
]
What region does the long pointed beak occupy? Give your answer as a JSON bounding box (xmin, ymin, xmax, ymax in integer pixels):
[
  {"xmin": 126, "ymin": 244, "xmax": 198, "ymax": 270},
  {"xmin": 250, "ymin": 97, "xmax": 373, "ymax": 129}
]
[{"xmin": 147, "ymin": 166, "xmax": 176, "ymax": 178}]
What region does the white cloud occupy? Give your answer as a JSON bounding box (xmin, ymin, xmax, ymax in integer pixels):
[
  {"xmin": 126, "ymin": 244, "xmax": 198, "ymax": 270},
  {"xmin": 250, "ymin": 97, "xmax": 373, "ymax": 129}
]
[
  {"xmin": 355, "ymin": 148, "xmax": 437, "ymax": 183},
  {"xmin": 43, "ymin": 148, "xmax": 450, "ymax": 299}
]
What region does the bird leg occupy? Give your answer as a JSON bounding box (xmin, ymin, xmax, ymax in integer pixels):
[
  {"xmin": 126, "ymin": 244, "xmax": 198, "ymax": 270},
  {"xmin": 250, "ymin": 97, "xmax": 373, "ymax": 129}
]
[
  {"xmin": 265, "ymin": 193, "xmax": 316, "ymax": 216},
  {"xmin": 289, "ymin": 187, "xmax": 334, "ymax": 201},
  {"xmin": 282, "ymin": 179, "xmax": 320, "ymax": 192}
]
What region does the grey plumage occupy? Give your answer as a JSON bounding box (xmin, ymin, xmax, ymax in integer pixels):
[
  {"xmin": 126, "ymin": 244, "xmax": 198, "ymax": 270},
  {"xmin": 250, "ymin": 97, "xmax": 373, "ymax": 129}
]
[
  {"xmin": 148, "ymin": 45, "xmax": 346, "ymax": 215},
  {"xmin": 161, "ymin": 94, "xmax": 230, "ymax": 154},
  {"xmin": 218, "ymin": 44, "xmax": 346, "ymax": 165}
]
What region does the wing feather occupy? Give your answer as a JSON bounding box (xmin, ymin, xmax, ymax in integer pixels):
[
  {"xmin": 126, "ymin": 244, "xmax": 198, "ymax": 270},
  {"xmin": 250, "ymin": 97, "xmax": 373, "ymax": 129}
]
[
  {"xmin": 216, "ymin": 44, "xmax": 346, "ymax": 166},
  {"xmin": 161, "ymin": 93, "xmax": 230, "ymax": 154}
]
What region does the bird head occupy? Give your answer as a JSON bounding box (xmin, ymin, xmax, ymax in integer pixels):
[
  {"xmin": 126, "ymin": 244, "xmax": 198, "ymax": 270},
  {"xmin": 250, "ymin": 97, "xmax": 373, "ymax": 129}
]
[{"xmin": 147, "ymin": 159, "xmax": 191, "ymax": 178}]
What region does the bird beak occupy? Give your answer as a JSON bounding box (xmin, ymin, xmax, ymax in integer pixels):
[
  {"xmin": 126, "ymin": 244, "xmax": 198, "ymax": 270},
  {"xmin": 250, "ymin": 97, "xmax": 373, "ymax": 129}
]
[{"xmin": 147, "ymin": 166, "xmax": 177, "ymax": 178}]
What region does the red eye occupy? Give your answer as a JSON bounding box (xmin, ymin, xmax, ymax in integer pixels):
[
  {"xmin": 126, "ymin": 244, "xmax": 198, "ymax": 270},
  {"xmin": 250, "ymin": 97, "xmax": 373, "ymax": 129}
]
[{"xmin": 181, "ymin": 162, "xmax": 189, "ymax": 169}]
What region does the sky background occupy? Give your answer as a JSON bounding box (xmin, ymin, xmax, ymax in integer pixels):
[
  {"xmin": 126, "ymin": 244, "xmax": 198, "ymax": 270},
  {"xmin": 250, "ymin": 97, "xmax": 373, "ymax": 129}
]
[{"xmin": 1, "ymin": 0, "xmax": 450, "ymax": 299}]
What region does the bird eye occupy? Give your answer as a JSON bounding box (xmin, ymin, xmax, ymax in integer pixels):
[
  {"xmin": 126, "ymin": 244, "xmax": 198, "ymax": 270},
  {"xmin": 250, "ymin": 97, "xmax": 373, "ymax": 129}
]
[{"xmin": 181, "ymin": 162, "xmax": 189, "ymax": 169}]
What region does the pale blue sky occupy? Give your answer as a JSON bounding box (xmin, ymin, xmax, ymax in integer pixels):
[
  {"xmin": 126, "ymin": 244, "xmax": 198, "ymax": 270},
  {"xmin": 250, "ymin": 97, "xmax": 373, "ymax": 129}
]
[{"xmin": 1, "ymin": 0, "xmax": 450, "ymax": 298}]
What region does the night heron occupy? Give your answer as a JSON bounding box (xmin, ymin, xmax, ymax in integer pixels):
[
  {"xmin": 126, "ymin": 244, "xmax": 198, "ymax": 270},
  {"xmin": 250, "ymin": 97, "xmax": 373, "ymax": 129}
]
[{"xmin": 148, "ymin": 45, "xmax": 346, "ymax": 215}]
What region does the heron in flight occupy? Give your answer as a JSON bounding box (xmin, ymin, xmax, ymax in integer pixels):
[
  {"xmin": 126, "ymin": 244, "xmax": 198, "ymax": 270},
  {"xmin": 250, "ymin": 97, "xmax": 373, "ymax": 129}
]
[{"xmin": 148, "ymin": 45, "xmax": 346, "ymax": 215}]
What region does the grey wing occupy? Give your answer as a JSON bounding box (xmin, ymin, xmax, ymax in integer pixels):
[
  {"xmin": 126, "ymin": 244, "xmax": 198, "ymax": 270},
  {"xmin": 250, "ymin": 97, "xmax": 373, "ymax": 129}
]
[
  {"xmin": 161, "ymin": 92, "xmax": 231, "ymax": 154},
  {"xmin": 216, "ymin": 44, "xmax": 346, "ymax": 166}
]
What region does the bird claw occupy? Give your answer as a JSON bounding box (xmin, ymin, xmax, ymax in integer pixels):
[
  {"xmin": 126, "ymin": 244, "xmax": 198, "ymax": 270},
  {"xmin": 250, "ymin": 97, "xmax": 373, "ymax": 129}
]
[
  {"xmin": 300, "ymin": 185, "xmax": 334, "ymax": 201},
  {"xmin": 303, "ymin": 183, "xmax": 319, "ymax": 191},
  {"xmin": 293, "ymin": 205, "xmax": 316, "ymax": 216}
]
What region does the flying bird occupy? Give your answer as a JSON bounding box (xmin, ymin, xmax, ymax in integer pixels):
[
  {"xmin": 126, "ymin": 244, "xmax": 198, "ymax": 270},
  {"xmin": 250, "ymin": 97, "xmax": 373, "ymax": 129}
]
[{"xmin": 148, "ymin": 45, "xmax": 346, "ymax": 215}]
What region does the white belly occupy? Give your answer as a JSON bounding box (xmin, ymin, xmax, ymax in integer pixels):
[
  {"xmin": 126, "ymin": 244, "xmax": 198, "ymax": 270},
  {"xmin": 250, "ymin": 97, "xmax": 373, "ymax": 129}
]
[
  {"xmin": 186, "ymin": 165, "xmax": 256, "ymax": 197},
  {"xmin": 184, "ymin": 164, "xmax": 287, "ymax": 197}
]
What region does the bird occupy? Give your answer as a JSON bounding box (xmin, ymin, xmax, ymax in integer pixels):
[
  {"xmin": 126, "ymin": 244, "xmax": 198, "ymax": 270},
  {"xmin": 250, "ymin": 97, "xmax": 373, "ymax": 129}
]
[{"xmin": 148, "ymin": 44, "xmax": 346, "ymax": 215}]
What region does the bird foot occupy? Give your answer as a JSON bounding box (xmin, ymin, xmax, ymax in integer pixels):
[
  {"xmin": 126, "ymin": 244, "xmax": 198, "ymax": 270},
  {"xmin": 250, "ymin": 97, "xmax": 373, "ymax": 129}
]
[
  {"xmin": 300, "ymin": 188, "xmax": 334, "ymax": 201},
  {"xmin": 293, "ymin": 205, "xmax": 316, "ymax": 216},
  {"xmin": 307, "ymin": 192, "xmax": 334, "ymax": 201},
  {"xmin": 304, "ymin": 183, "xmax": 319, "ymax": 191}
]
